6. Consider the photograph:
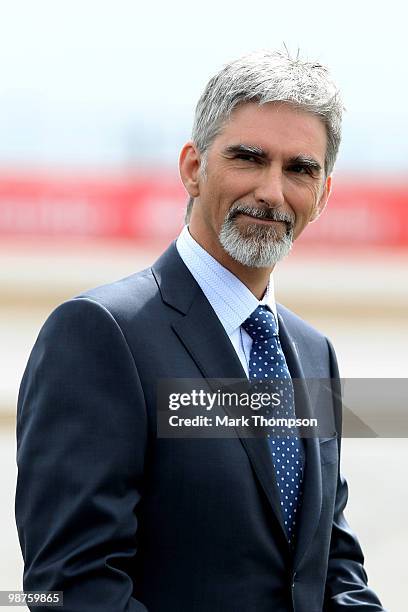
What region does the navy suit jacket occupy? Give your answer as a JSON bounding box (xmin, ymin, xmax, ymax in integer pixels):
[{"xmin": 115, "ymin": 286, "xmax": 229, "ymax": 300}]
[{"xmin": 16, "ymin": 243, "xmax": 385, "ymax": 611}]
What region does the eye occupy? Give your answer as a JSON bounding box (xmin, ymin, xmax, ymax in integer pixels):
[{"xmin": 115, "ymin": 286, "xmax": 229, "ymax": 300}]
[
  {"xmin": 235, "ymin": 153, "xmax": 259, "ymax": 163},
  {"xmin": 289, "ymin": 164, "xmax": 311, "ymax": 175}
]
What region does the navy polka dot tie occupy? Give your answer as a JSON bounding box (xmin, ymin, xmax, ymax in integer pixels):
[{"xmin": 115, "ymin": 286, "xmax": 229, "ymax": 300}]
[{"xmin": 242, "ymin": 305, "xmax": 304, "ymax": 544}]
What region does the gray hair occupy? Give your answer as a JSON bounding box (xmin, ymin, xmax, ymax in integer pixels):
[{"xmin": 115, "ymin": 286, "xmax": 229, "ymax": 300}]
[{"xmin": 185, "ymin": 49, "xmax": 343, "ymax": 223}]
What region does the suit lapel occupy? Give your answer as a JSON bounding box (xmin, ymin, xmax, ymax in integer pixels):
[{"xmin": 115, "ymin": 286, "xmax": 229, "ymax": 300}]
[
  {"xmin": 278, "ymin": 311, "xmax": 323, "ymax": 569},
  {"xmin": 152, "ymin": 242, "xmax": 247, "ymax": 381}
]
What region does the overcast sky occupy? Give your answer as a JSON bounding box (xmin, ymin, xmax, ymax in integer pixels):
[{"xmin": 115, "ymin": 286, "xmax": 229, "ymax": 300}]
[{"xmin": 0, "ymin": 0, "xmax": 407, "ymax": 173}]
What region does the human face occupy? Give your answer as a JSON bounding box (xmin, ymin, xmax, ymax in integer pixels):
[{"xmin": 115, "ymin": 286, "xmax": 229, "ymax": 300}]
[{"xmin": 187, "ymin": 102, "xmax": 331, "ymax": 268}]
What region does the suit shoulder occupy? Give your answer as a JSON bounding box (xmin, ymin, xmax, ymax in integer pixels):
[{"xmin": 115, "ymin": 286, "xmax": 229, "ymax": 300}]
[
  {"xmin": 77, "ymin": 267, "xmax": 158, "ymax": 316},
  {"xmin": 27, "ymin": 269, "xmax": 158, "ymax": 369},
  {"xmin": 277, "ymin": 303, "xmax": 328, "ymax": 344},
  {"xmin": 278, "ymin": 303, "xmax": 339, "ymax": 377}
]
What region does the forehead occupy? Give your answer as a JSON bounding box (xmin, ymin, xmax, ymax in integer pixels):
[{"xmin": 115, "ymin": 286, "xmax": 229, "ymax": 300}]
[{"xmin": 213, "ymin": 102, "xmax": 327, "ymax": 163}]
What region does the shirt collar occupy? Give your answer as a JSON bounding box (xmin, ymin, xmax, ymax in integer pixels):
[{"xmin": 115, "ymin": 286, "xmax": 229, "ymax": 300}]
[{"xmin": 176, "ymin": 225, "xmax": 278, "ymax": 336}]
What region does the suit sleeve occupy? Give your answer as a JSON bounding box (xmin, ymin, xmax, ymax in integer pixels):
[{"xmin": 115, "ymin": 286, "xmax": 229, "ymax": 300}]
[
  {"xmin": 323, "ymin": 338, "xmax": 386, "ymax": 611},
  {"xmin": 15, "ymin": 298, "xmax": 149, "ymax": 612}
]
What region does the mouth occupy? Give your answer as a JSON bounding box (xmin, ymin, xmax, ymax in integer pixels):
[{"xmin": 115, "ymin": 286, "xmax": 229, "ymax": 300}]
[
  {"xmin": 239, "ymin": 213, "xmax": 285, "ymax": 223},
  {"xmin": 237, "ymin": 212, "xmax": 286, "ymax": 226}
]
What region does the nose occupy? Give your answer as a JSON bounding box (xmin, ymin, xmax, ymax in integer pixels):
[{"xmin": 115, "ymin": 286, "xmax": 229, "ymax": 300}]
[{"xmin": 253, "ymin": 166, "xmax": 285, "ymax": 208}]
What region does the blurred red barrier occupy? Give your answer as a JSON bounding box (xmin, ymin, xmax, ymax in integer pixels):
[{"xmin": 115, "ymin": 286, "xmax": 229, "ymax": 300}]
[
  {"xmin": 0, "ymin": 171, "xmax": 407, "ymax": 248},
  {"xmin": 298, "ymin": 183, "xmax": 408, "ymax": 248}
]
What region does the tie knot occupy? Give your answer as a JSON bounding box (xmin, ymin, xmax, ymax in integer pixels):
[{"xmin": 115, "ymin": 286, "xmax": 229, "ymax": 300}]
[{"xmin": 242, "ymin": 306, "xmax": 278, "ymax": 340}]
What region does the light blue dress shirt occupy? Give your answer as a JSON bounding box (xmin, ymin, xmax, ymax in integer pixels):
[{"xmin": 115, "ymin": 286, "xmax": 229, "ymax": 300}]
[{"xmin": 176, "ymin": 225, "xmax": 278, "ymax": 377}]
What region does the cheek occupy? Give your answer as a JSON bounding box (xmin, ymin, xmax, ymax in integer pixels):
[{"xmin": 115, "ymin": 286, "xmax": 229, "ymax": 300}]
[
  {"xmin": 198, "ymin": 178, "xmax": 234, "ymax": 229},
  {"xmin": 206, "ymin": 174, "xmax": 250, "ymax": 215},
  {"xmin": 214, "ymin": 169, "xmax": 255, "ymax": 199},
  {"xmin": 305, "ymin": 181, "xmax": 322, "ymax": 202},
  {"xmin": 289, "ymin": 185, "xmax": 321, "ymax": 237},
  {"xmin": 291, "ymin": 183, "xmax": 320, "ymax": 216}
]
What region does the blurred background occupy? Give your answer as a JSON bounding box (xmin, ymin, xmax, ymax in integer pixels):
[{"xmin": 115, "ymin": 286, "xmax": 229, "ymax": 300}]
[{"xmin": 1, "ymin": 1, "xmax": 407, "ymax": 609}]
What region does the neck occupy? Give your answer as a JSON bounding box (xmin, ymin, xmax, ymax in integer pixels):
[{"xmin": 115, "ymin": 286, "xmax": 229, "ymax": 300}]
[
  {"xmin": 188, "ymin": 225, "xmax": 274, "ymax": 300},
  {"xmin": 231, "ymin": 264, "xmax": 273, "ymax": 300}
]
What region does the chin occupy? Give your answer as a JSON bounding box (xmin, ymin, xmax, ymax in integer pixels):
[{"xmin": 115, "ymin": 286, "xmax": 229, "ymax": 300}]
[{"xmin": 219, "ymin": 221, "xmax": 293, "ymax": 268}]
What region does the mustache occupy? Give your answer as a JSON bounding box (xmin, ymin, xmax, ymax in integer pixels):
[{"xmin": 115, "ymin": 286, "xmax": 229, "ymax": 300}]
[{"xmin": 227, "ymin": 204, "xmax": 295, "ymax": 226}]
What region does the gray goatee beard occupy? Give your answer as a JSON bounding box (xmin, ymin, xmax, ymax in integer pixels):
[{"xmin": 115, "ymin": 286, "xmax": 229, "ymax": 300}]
[{"xmin": 219, "ymin": 204, "xmax": 295, "ymax": 268}]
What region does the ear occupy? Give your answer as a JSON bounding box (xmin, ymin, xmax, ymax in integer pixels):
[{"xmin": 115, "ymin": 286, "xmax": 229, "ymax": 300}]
[
  {"xmin": 310, "ymin": 175, "xmax": 332, "ymax": 223},
  {"xmin": 179, "ymin": 142, "xmax": 202, "ymax": 198}
]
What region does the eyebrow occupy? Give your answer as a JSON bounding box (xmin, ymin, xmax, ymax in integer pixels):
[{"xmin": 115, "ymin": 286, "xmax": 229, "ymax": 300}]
[
  {"xmin": 289, "ymin": 154, "xmax": 322, "ymax": 173},
  {"xmin": 223, "ymin": 144, "xmax": 267, "ymax": 158},
  {"xmin": 222, "ymin": 144, "xmax": 322, "ymax": 173}
]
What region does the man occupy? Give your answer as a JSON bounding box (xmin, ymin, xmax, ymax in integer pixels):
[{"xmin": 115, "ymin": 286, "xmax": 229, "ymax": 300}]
[{"xmin": 16, "ymin": 50, "xmax": 385, "ymax": 611}]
